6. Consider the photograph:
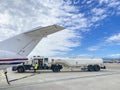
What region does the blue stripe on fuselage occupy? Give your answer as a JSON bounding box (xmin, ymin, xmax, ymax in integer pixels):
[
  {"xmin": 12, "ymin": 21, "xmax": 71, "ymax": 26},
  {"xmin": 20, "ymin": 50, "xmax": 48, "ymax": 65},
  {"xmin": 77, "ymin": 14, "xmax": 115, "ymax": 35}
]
[{"xmin": 0, "ymin": 62, "xmax": 23, "ymax": 65}]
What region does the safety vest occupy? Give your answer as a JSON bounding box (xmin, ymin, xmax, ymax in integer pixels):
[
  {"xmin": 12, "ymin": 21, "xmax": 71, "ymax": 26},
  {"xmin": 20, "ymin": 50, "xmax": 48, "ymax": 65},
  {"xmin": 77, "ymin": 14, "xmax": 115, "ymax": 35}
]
[{"xmin": 35, "ymin": 63, "xmax": 38, "ymax": 69}]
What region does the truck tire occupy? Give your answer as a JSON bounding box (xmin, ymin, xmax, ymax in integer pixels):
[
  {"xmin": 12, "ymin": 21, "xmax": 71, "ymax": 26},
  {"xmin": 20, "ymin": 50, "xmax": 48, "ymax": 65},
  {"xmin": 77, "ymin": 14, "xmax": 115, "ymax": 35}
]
[
  {"xmin": 17, "ymin": 67, "xmax": 25, "ymax": 73},
  {"xmin": 93, "ymin": 65, "xmax": 100, "ymax": 71},
  {"xmin": 88, "ymin": 65, "xmax": 94, "ymax": 71},
  {"xmin": 52, "ymin": 66, "xmax": 60, "ymax": 72}
]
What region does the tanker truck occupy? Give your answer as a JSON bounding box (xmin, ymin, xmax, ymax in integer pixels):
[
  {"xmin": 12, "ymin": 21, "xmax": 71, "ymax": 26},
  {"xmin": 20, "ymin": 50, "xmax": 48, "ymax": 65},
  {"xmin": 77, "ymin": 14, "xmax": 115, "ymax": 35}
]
[
  {"xmin": 52, "ymin": 58, "xmax": 106, "ymax": 71},
  {"xmin": 12, "ymin": 56, "xmax": 106, "ymax": 73}
]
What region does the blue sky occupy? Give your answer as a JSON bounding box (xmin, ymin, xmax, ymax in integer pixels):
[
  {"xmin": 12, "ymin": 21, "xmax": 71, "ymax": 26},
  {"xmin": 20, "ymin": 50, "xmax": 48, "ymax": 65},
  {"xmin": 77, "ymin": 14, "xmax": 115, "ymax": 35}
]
[{"xmin": 0, "ymin": 0, "xmax": 120, "ymax": 58}]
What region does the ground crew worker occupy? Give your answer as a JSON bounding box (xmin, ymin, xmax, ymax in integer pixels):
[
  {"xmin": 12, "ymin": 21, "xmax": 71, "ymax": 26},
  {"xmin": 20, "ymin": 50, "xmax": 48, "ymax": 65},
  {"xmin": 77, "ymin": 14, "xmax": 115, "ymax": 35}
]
[{"xmin": 34, "ymin": 63, "xmax": 38, "ymax": 73}]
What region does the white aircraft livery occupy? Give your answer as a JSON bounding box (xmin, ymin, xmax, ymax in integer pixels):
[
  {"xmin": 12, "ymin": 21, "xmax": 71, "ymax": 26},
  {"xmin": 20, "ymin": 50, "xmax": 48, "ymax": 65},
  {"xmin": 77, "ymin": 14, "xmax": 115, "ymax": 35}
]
[{"xmin": 0, "ymin": 24, "xmax": 64, "ymax": 70}]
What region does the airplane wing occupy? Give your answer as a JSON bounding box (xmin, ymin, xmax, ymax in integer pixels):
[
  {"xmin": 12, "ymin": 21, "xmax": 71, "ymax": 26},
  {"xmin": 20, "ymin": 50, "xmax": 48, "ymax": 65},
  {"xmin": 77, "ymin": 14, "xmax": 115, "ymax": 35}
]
[
  {"xmin": 0, "ymin": 24, "xmax": 64, "ymax": 57},
  {"xmin": 25, "ymin": 24, "xmax": 64, "ymax": 37}
]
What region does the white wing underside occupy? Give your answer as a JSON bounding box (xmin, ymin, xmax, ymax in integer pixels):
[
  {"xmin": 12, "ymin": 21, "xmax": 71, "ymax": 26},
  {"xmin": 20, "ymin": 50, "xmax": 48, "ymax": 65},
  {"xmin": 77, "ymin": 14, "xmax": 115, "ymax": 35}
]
[{"xmin": 0, "ymin": 24, "xmax": 64, "ymax": 57}]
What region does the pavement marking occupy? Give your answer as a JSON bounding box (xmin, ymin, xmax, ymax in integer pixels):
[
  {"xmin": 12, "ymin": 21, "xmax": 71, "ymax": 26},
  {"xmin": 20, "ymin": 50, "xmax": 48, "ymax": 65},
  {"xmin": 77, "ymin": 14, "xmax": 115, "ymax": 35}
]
[
  {"xmin": 0, "ymin": 71, "xmax": 120, "ymax": 89},
  {"xmin": 9, "ymin": 73, "xmax": 40, "ymax": 82}
]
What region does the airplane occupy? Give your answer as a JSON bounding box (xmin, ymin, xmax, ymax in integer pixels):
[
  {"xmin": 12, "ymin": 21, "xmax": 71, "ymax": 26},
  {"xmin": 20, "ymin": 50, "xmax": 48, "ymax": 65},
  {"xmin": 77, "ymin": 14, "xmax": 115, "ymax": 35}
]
[{"xmin": 0, "ymin": 24, "xmax": 64, "ymax": 70}]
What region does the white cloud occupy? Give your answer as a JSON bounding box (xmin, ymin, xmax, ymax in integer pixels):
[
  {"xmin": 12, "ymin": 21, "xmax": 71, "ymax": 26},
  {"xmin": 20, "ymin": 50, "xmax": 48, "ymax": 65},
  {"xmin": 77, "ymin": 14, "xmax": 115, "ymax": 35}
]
[
  {"xmin": 99, "ymin": 0, "xmax": 109, "ymax": 4},
  {"xmin": 90, "ymin": 7, "xmax": 108, "ymax": 23},
  {"xmin": 99, "ymin": 0, "xmax": 120, "ymax": 15},
  {"xmin": 87, "ymin": 46, "xmax": 100, "ymax": 51},
  {"xmin": 78, "ymin": 54, "xmax": 93, "ymax": 57},
  {"xmin": 91, "ymin": 8, "xmax": 106, "ymax": 16},
  {"xmin": 108, "ymin": 0, "xmax": 120, "ymax": 7},
  {"xmin": 86, "ymin": 0, "xmax": 92, "ymax": 4},
  {"xmin": 108, "ymin": 54, "xmax": 120, "ymax": 57},
  {"xmin": 0, "ymin": 0, "xmax": 83, "ymax": 57},
  {"xmin": 117, "ymin": 6, "xmax": 120, "ymax": 14},
  {"xmin": 30, "ymin": 29, "xmax": 80, "ymax": 56},
  {"xmin": 0, "ymin": 12, "xmax": 10, "ymax": 25},
  {"xmin": 0, "ymin": 0, "xmax": 120, "ymax": 57},
  {"xmin": 106, "ymin": 33, "xmax": 120, "ymax": 43},
  {"xmin": 91, "ymin": 15, "xmax": 107, "ymax": 22},
  {"xmin": 87, "ymin": 33, "xmax": 120, "ymax": 51}
]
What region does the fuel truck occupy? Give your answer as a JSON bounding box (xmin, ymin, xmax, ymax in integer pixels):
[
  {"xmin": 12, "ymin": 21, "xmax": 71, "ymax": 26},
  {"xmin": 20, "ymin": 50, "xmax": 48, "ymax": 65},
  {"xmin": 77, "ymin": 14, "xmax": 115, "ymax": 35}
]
[{"xmin": 12, "ymin": 56, "xmax": 106, "ymax": 73}]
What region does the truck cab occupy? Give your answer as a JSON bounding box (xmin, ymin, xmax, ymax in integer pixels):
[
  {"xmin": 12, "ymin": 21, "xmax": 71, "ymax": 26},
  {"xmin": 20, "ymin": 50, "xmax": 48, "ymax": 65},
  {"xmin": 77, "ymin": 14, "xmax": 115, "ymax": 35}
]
[
  {"xmin": 30, "ymin": 56, "xmax": 50, "ymax": 69},
  {"xmin": 12, "ymin": 56, "xmax": 63, "ymax": 73}
]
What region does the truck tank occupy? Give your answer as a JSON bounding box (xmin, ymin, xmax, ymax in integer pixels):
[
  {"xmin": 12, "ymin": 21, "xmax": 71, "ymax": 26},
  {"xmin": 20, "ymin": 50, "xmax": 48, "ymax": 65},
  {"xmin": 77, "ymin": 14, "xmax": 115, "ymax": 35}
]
[{"xmin": 50, "ymin": 58, "xmax": 103, "ymax": 67}]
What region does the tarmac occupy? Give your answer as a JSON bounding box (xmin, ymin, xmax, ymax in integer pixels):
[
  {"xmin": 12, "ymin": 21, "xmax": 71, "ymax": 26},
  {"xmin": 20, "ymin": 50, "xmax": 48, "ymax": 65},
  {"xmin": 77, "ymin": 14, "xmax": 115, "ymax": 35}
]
[{"xmin": 0, "ymin": 63, "xmax": 120, "ymax": 90}]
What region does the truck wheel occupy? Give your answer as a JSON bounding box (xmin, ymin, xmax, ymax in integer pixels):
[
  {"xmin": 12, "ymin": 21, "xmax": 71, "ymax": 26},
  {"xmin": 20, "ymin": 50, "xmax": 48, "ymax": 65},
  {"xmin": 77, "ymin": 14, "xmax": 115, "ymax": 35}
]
[
  {"xmin": 93, "ymin": 65, "xmax": 100, "ymax": 71},
  {"xmin": 52, "ymin": 66, "xmax": 60, "ymax": 72},
  {"xmin": 17, "ymin": 67, "xmax": 25, "ymax": 73},
  {"xmin": 88, "ymin": 65, "xmax": 94, "ymax": 71}
]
